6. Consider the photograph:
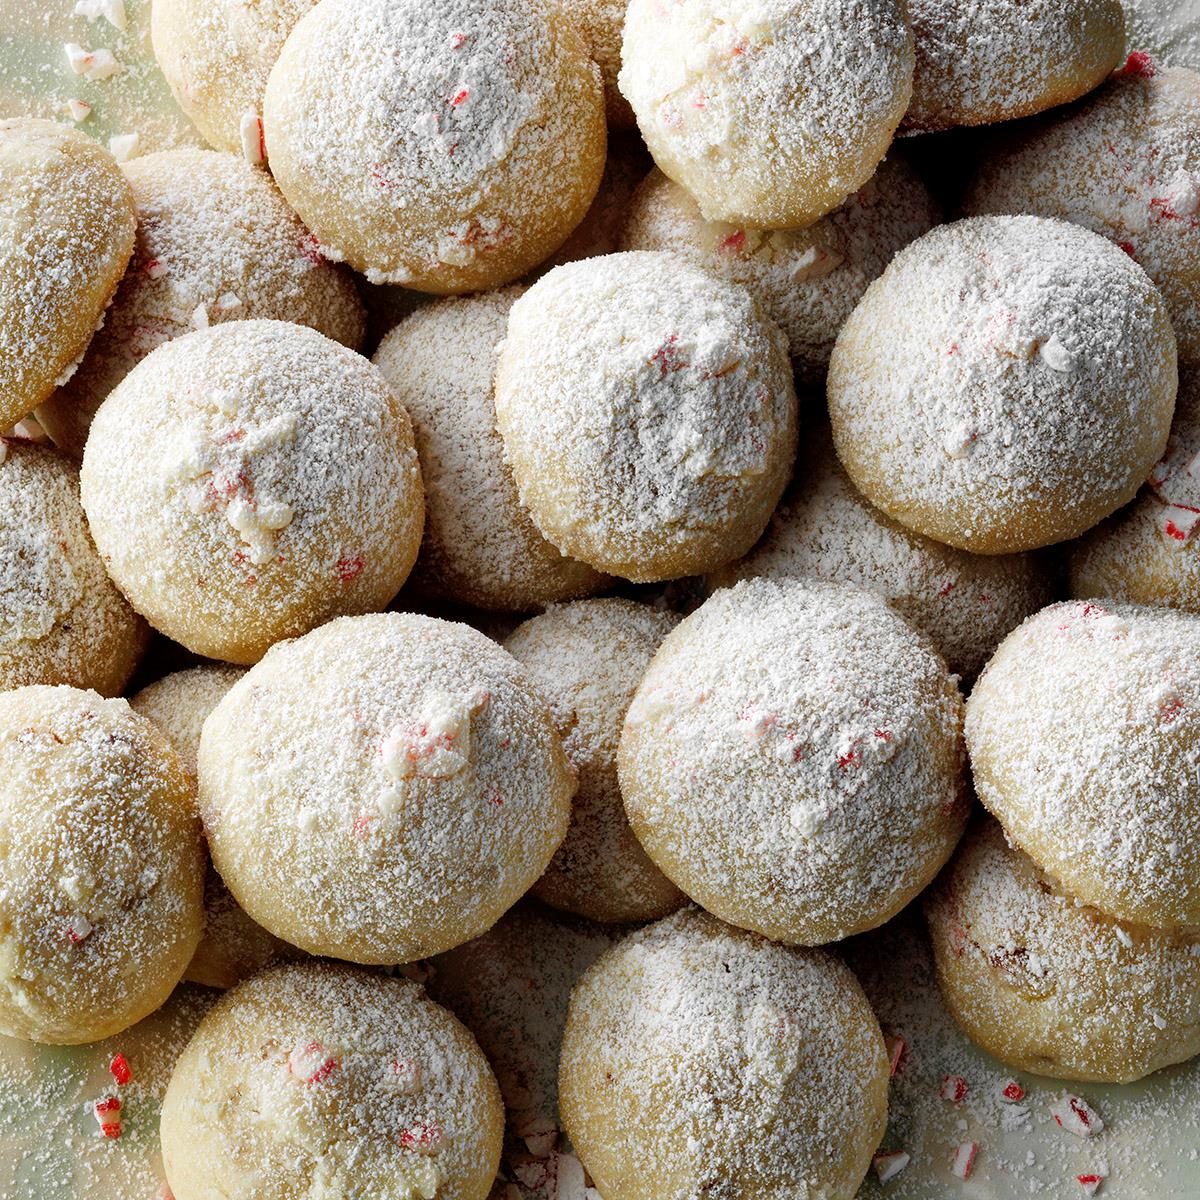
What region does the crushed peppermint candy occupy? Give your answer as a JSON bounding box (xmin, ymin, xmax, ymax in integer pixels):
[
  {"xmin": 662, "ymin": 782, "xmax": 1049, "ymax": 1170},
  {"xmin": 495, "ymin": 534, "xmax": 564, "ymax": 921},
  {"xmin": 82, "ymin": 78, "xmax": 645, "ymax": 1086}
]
[
  {"xmin": 872, "ymin": 1149, "xmax": 911, "ymax": 1182},
  {"xmin": 1054, "ymin": 1095, "xmax": 1105, "ymax": 1138},
  {"xmin": 66, "ymin": 98, "xmax": 93, "ymax": 122},
  {"xmin": 941, "ymin": 1074, "xmax": 969, "ymax": 1103},
  {"xmin": 239, "ymin": 112, "xmax": 266, "ymax": 167},
  {"xmin": 1078, "ymin": 1172, "xmax": 1107, "ymax": 1195},
  {"xmin": 950, "ymin": 1140, "xmax": 979, "ymax": 1179},
  {"xmin": 109, "ymin": 1053, "xmax": 132, "ymax": 1086},
  {"xmin": 286, "ymin": 1040, "xmax": 339, "ymax": 1085},
  {"xmin": 74, "ymin": 0, "xmax": 127, "ymax": 30},
  {"xmin": 92, "ymin": 1096, "xmax": 121, "ymax": 1139},
  {"xmin": 1002, "ymin": 1080, "xmax": 1026, "ymax": 1103},
  {"xmin": 108, "ymin": 133, "xmax": 138, "ymax": 163},
  {"xmin": 63, "ymin": 42, "xmax": 121, "ymax": 80},
  {"xmin": 885, "ymin": 1034, "xmax": 908, "ymax": 1078}
]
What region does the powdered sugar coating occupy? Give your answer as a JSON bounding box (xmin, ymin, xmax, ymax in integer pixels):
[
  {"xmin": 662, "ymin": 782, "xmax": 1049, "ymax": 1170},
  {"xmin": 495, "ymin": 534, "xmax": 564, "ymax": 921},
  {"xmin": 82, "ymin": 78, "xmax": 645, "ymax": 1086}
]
[
  {"xmin": 0, "ymin": 686, "xmax": 203, "ymax": 1044},
  {"xmin": 1123, "ymin": 0, "xmax": 1200, "ymax": 68},
  {"xmin": 430, "ymin": 904, "xmax": 617, "ymax": 1199},
  {"xmin": 967, "ymin": 600, "xmax": 1200, "ymax": 929},
  {"xmin": 0, "ymin": 439, "xmax": 147, "ymax": 695},
  {"xmin": 926, "ymin": 819, "xmax": 1200, "ymax": 1084},
  {"xmin": 262, "ymin": 0, "xmax": 606, "ymax": 292},
  {"xmin": 494, "ymin": 252, "xmax": 798, "ymax": 583},
  {"xmin": 553, "ymin": 0, "xmax": 634, "ymax": 127},
  {"xmin": 130, "ymin": 665, "xmax": 302, "ymax": 991},
  {"xmin": 560, "ymin": 907, "xmax": 890, "ymax": 1200},
  {"xmin": 828, "ymin": 216, "xmax": 1177, "ymax": 554},
  {"xmin": 619, "ymin": 578, "xmax": 968, "ymax": 946},
  {"xmin": 160, "ymin": 964, "xmax": 504, "ymax": 1200},
  {"xmin": 198, "ymin": 612, "xmax": 573, "ymax": 964},
  {"xmin": 504, "ymin": 600, "xmax": 686, "ymax": 924},
  {"xmin": 619, "ymin": 156, "xmax": 939, "ymax": 383},
  {"xmin": 618, "ymin": 0, "xmax": 913, "ymax": 228},
  {"xmin": 1071, "ymin": 365, "xmax": 1200, "ymax": 609},
  {"xmin": 38, "ymin": 148, "xmax": 364, "ymax": 457},
  {"xmin": 373, "ymin": 289, "xmax": 607, "ymax": 613},
  {"xmin": 151, "ymin": 0, "xmax": 316, "ymax": 154},
  {"xmin": 79, "ymin": 320, "xmax": 424, "ymax": 665},
  {"xmin": 968, "ymin": 66, "xmax": 1200, "ymax": 365},
  {"xmin": 902, "ymin": 0, "xmax": 1125, "ymax": 134},
  {"xmin": 712, "ymin": 430, "xmax": 1056, "ymax": 680},
  {"xmin": 0, "ymin": 119, "xmax": 134, "ymax": 430}
]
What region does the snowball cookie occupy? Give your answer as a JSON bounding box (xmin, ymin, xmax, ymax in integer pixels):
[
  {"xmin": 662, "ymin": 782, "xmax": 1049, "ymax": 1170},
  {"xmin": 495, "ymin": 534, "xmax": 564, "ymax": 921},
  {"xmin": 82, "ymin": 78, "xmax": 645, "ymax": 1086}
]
[
  {"xmin": 927, "ymin": 819, "xmax": 1200, "ymax": 1082},
  {"xmin": 430, "ymin": 904, "xmax": 617, "ymax": 1181},
  {"xmin": 967, "ymin": 64, "xmax": 1200, "ymax": 365},
  {"xmin": 504, "ymin": 601, "xmax": 686, "ymax": 924},
  {"xmin": 619, "ymin": 579, "xmax": 968, "ymax": 945},
  {"xmin": 619, "ymin": 156, "xmax": 939, "ymax": 384},
  {"xmin": 1123, "ymin": 0, "xmax": 1200, "ymax": 68},
  {"xmin": 0, "ymin": 119, "xmax": 135, "ymax": 430},
  {"xmin": 0, "ymin": 438, "xmax": 148, "ymax": 696},
  {"xmin": 160, "ymin": 964, "xmax": 504, "ymax": 1200},
  {"xmin": 80, "ymin": 320, "xmax": 424, "ymax": 665},
  {"xmin": 828, "ymin": 216, "xmax": 1178, "ymax": 554},
  {"xmin": 38, "ymin": 148, "xmax": 365, "ymax": 458},
  {"xmin": 967, "ymin": 600, "xmax": 1200, "ymax": 929},
  {"xmin": 0, "ymin": 686, "xmax": 204, "ymax": 1044},
  {"xmin": 617, "ymin": 0, "xmax": 913, "ymax": 229},
  {"xmin": 198, "ymin": 613, "xmax": 573, "ymax": 964},
  {"xmin": 712, "ymin": 431, "xmax": 1057, "ymax": 681},
  {"xmin": 374, "ymin": 290, "xmax": 607, "ymax": 613},
  {"xmin": 901, "ymin": 0, "xmax": 1125, "ymax": 134},
  {"xmin": 494, "ymin": 253, "xmax": 798, "ymax": 583},
  {"xmin": 1071, "ymin": 365, "xmax": 1200, "ymax": 610},
  {"xmin": 130, "ymin": 666, "xmax": 302, "ymax": 991},
  {"xmin": 554, "ymin": 0, "xmax": 634, "ymax": 127},
  {"xmin": 560, "ymin": 907, "xmax": 889, "ymax": 1200},
  {"xmin": 262, "ymin": 0, "xmax": 606, "ymax": 293},
  {"xmin": 151, "ymin": 0, "xmax": 317, "ymax": 155}
]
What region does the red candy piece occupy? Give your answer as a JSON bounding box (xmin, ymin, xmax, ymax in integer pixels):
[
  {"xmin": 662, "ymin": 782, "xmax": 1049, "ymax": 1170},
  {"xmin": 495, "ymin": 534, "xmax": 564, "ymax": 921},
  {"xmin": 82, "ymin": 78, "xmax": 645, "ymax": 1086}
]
[
  {"xmin": 93, "ymin": 1096, "xmax": 122, "ymax": 1139},
  {"xmin": 1078, "ymin": 1175, "xmax": 1106, "ymax": 1195},
  {"xmin": 1001, "ymin": 1080, "xmax": 1025, "ymax": 1103},
  {"xmin": 884, "ymin": 1034, "xmax": 907, "ymax": 1078},
  {"xmin": 940, "ymin": 1074, "xmax": 968, "ymax": 1104},
  {"xmin": 1120, "ymin": 50, "xmax": 1156, "ymax": 78},
  {"xmin": 110, "ymin": 1053, "xmax": 132, "ymax": 1086},
  {"xmin": 951, "ymin": 1141, "xmax": 978, "ymax": 1180}
]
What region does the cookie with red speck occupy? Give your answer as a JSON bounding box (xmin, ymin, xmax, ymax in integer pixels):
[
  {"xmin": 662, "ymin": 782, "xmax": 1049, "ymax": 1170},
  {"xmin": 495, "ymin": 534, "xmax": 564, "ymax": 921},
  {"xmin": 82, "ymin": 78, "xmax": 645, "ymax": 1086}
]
[
  {"xmin": 79, "ymin": 320, "xmax": 425, "ymax": 665},
  {"xmin": 373, "ymin": 288, "xmax": 608, "ymax": 613},
  {"xmin": 1071, "ymin": 365, "xmax": 1200, "ymax": 610},
  {"xmin": 261, "ymin": 0, "xmax": 606, "ymax": 292},
  {"xmin": 619, "ymin": 578, "xmax": 968, "ymax": 946},
  {"xmin": 619, "ymin": 156, "xmax": 939, "ymax": 385},
  {"xmin": 0, "ymin": 119, "xmax": 135, "ymax": 431},
  {"xmin": 504, "ymin": 599, "xmax": 686, "ymax": 924},
  {"xmin": 493, "ymin": 252, "xmax": 798, "ymax": 583},
  {"xmin": 927, "ymin": 818, "xmax": 1200, "ymax": 1082},
  {"xmin": 829, "ymin": 216, "xmax": 1177, "ymax": 554},
  {"xmin": 559, "ymin": 907, "xmax": 890, "ymax": 1200},
  {"xmin": 197, "ymin": 612, "xmax": 573, "ymax": 964},
  {"xmin": 967, "ymin": 64, "xmax": 1200, "ymax": 363},
  {"xmin": 618, "ymin": 0, "xmax": 913, "ymax": 228},
  {"xmin": 967, "ymin": 600, "xmax": 1200, "ymax": 929},
  {"xmin": 0, "ymin": 686, "xmax": 204, "ymax": 1044},
  {"xmin": 160, "ymin": 964, "xmax": 504, "ymax": 1200},
  {"xmin": 901, "ymin": 0, "xmax": 1125, "ymax": 134},
  {"xmin": 38, "ymin": 147, "xmax": 364, "ymax": 458},
  {"xmin": 0, "ymin": 438, "xmax": 148, "ymax": 695}
]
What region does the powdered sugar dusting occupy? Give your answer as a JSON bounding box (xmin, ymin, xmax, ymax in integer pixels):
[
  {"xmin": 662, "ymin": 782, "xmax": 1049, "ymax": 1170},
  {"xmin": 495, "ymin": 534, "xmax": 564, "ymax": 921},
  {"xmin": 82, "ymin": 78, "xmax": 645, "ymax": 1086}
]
[{"xmin": 619, "ymin": 578, "xmax": 967, "ymax": 946}]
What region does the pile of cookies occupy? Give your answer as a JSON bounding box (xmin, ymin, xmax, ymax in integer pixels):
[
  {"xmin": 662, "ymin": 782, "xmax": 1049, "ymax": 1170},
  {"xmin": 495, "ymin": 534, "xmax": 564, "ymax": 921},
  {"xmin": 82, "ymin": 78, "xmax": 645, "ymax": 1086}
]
[{"xmin": 2, "ymin": 0, "xmax": 1200, "ymax": 1198}]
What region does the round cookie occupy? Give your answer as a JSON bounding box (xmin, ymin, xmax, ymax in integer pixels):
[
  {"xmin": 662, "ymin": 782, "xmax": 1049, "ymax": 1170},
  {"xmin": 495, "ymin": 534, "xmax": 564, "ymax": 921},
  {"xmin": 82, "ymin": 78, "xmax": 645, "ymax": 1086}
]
[
  {"xmin": 926, "ymin": 819, "xmax": 1200, "ymax": 1083},
  {"xmin": 554, "ymin": 0, "xmax": 634, "ymax": 127},
  {"xmin": 430, "ymin": 904, "xmax": 618, "ymax": 1196},
  {"xmin": 198, "ymin": 612, "xmax": 573, "ymax": 964},
  {"xmin": 0, "ymin": 119, "xmax": 135, "ymax": 430},
  {"xmin": 617, "ymin": 0, "xmax": 913, "ymax": 228},
  {"xmin": 504, "ymin": 600, "xmax": 686, "ymax": 924},
  {"xmin": 160, "ymin": 964, "xmax": 504, "ymax": 1200},
  {"xmin": 494, "ymin": 252, "xmax": 798, "ymax": 583},
  {"xmin": 262, "ymin": 0, "xmax": 606, "ymax": 292},
  {"xmin": 0, "ymin": 437, "xmax": 148, "ymax": 695},
  {"xmin": 151, "ymin": 0, "xmax": 316, "ymax": 155},
  {"xmin": 967, "ymin": 63, "xmax": 1200, "ymax": 364},
  {"xmin": 559, "ymin": 907, "xmax": 890, "ymax": 1200},
  {"xmin": 373, "ymin": 289, "xmax": 608, "ymax": 613},
  {"xmin": 39, "ymin": 148, "xmax": 365, "ymax": 457},
  {"xmin": 1070, "ymin": 365, "xmax": 1200, "ymax": 609},
  {"xmin": 619, "ymin": 156, "xmax": 939, "ymax": 384},
  {"xmin": 712, "ymin": 431, "xmax": 1057, "ymax": 681},
  {"xmin": 967, "ymin": 600, "xmax": 1200, "ymax": 929},
  {"xmin": 619, "ymin": 578, "xmax": 968, "ymax": 946},
  {"xmin": 902, "ymin": 0, "xmax": 1126, "ymax": 134},
  {"xmin": 828, "ymin": 216, "xmax": 1178, "ymax": 554},
  {"xmin": 0, "ymin": 686, "xmax": 204, "ymax": 1044},
  {"xmin": 130, "ymin": 666, "xmax": 302, "ymax": 991},
  {"xmin": 80, "ymin": 320, "xmax": 424, "ymax": 665},
  {"xmin": 1123, "ymin": 0, "xmax": 1200, "ymax": 68}
]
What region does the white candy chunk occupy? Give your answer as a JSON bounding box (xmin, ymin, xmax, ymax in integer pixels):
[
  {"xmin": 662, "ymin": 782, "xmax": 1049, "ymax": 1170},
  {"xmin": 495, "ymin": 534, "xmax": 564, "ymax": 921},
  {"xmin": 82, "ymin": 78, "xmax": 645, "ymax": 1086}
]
[
  {"xmin": 239, "ymin": 111, "xmax": 265, "ymax": 166},
  {"xmin": 64, "ymin": 43, "xmax": 121, "ymax": 80},
  {"xmin": 75, "ymin": 0, "xmax": 127, "ymax": 31},
  {"xmin": 65, "ymin": 913, "xmax": 93, "ymax": 943},
  {"xmin": 1040, "ymin": 335, "xmax": 1078, "ymax": 373},
  {"xmin": 66, "ymin": 98, "xmax": 92, "ymax": 122},
  {"xmin": 191, "ymin": 304, "xmax": 209, "ymax": 330},
  {"xmin": 950, "ymin": 1141, "xmax": 978, "ymax": 1179},
  {"xmin": 943, "ymin": 423, "xmax": 975, "ymax": 459},
  {"xmin": 872, "ymin": 1150, "xmax": 910, "ymax": 1183},
  {"xmin": 226, "ymin": 495, "xmax": 294, "ymax": 565},
  {"xmin": 1053, "ymin": 1095, "xmax": 1104, "ymax": 1137},
  {"xmin": 108, "ymin": 133, "xmax": 138, "ymax": 163},
  {"xmin": 382, "ymin": 693, "xmax": 484, "ymax": 781},
  {"xmin": 215, "ymin": 292, "xmax": 243, "ymax": 312}
]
